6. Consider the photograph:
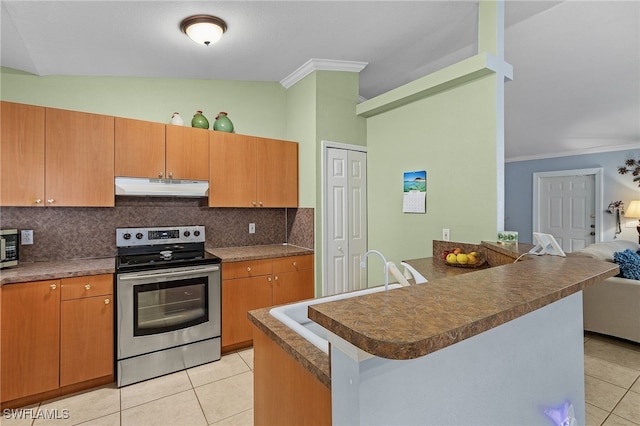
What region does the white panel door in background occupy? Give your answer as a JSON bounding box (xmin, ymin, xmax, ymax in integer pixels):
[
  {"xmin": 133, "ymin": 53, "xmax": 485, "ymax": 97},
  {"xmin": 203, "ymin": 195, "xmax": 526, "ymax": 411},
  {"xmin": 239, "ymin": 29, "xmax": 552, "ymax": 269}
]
[
  {"xmin": 325, "ymin": 146, "xmax": 367, "ymax": 295},
  {"xmin": 538, "ymin": 174, "xmax": 595, "ymax": 252}
]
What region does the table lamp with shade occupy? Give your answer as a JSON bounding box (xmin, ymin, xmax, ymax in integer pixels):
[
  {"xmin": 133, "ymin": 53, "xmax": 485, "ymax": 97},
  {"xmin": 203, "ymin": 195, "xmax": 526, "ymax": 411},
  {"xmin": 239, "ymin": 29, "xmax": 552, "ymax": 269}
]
[{"xmin": 624, "ymin": 200, "xmax": 640, "ymax": 243}]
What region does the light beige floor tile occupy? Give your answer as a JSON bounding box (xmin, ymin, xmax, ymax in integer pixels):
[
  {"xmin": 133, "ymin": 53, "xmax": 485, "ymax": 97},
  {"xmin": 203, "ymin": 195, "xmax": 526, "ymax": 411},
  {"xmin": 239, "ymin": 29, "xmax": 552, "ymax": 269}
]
[
  {"xmin": 187, "ymin": 353, "xmax": 250, "ymax": 388},
  {"xmin": 120, "ymin": 370, "xmax": 192, "ymax": 410},
  {"xmin": 586, "ymin": 354, "xmax": 640, "ymax": 389},
  {"xmin": 34, "ymin": 384, "xmax": 120, "ymax": 426},
  {"xmin": 75, "ymin": 411, "xmax": 121, "ymax": 426},
  {"xmin": 602, "ymin": 414, "xmax": 640, "ymax": 426},
  {"xmin": 612, "ymin": 390, "xmax": 640, "ymax": 424},
  {"xmin": 631, "ymin": 378, "xmax": 640, "ymax": 394},
  {"xmin": 238, "ymin": 348, "xmax": 254, "ymax": 370},
  {"xmin": 195, "ymin": 371, "xmax": 253, "ymax": 425},
  {"xmin": 586, "ymin": 402, "xmax": 610, "ymax": 426},
  {"xmin": 209, "ymin": 408, "xmax": 253, "ymax": 426},
  {"xmin": 585, "ymin": 375, "xmax": 628, "ymax": 412},
  {"xmin": 1, "ymin": 403, "xmax": 40, "ymax": 426},
  {"xmin": 585, "ymin": 339, "xmax": 640, "ymax": 371},
  {"xmin": 121, "ymin": 389, "xmax": 206, "ymax": 426}
]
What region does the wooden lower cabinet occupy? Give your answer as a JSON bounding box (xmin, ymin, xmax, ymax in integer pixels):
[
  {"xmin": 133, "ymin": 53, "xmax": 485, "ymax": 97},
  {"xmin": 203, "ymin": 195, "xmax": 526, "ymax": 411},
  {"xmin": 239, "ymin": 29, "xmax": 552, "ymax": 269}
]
[
  {"xmin": 253, "ymin": 327, "xmax": 331, "ymax": 426},
  {"xmin": 1, "ymin": 280, "xmax": 60, "ymax": 402},
  {"xmin": 60, "ymin": 274, "xmax": 114, "ymax": 387},
  {"xmin": 1, "ymin": 274, "xmax": 114, "ymax": 408},
  {"xmin": 222, "ymin": 254, "xmax": 314, "ymax": 352}
]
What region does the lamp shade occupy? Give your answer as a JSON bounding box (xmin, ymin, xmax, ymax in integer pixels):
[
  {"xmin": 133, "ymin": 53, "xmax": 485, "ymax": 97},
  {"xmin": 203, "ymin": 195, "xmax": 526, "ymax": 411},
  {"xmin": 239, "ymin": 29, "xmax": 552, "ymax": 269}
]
[
  {"xmin": 180, "ymin": 15, "xmax": 227, "ymax": 46},
  {"xmin": 625, "ymin": 200, "xmax": 640, "ymax": 218}
]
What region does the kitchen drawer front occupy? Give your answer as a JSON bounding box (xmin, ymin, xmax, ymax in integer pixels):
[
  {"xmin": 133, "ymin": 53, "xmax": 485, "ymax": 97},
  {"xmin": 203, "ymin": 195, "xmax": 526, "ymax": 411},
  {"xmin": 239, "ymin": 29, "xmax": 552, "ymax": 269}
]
[
  {"xmin": 272, "ymin": 254, "xmax": 313, "ymax": 273},
  {"xmin": 223, "ymin": 259, "xmax": 272, "ymax": 280},
  {"xmin": 61, "ymin": 274, "xmax": 113, "ymax": 300}
]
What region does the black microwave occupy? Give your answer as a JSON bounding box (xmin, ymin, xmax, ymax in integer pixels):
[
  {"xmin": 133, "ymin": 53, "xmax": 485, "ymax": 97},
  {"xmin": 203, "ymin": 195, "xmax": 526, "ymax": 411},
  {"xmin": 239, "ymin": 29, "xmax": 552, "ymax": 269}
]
[{"xmin": 0, "ymin": 229, "xmax": 19, "ymax": 268}]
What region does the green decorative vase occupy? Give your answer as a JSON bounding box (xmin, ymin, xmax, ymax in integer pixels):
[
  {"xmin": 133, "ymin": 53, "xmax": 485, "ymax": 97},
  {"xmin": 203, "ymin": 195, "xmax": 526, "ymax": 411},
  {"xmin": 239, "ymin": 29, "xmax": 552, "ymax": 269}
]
[
  {"xmin": 191, "ymin": 110, "xmax": 209, "ymax": 129},
  {"xmin": 213, "ymin": 112, "xmax": 234, "ymax": 133}
]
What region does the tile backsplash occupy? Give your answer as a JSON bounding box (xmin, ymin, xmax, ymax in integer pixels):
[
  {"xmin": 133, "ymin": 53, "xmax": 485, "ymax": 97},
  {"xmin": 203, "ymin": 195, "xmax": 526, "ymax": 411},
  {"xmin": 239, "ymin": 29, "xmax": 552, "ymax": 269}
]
[{"xmin": 0, "ymin": 197, "xmax": 314, "ymax": 262}]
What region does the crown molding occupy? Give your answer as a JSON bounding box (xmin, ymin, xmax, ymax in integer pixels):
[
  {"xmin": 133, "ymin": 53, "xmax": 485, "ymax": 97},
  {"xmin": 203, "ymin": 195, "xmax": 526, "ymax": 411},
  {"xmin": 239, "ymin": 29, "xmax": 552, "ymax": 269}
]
[
  {"xmin": 505, "ymin": 142, "xmax": 640, "ymax": 163},
  {"xmin": 280, "ymin": 58, "xmax": 368, "ymax": 89}
]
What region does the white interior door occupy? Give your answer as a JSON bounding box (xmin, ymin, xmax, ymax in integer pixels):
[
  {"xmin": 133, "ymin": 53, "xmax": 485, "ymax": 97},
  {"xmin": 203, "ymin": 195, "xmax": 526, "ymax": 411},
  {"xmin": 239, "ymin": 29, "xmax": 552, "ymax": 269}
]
[
  {"xmin": 533, "ymin": 169, "xmax": 602, "ymax": 252},
  {"xmin": 323, "ymin": 143, "xmax": 368, "ymax": 296}
]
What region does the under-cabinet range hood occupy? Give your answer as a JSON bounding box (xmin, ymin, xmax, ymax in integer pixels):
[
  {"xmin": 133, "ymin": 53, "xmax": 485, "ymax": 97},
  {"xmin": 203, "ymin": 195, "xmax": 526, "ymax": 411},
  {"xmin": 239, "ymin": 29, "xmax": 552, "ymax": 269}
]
[{"xmin": 115, "ymin": 177, "xmax": 209, "ymax": 197}]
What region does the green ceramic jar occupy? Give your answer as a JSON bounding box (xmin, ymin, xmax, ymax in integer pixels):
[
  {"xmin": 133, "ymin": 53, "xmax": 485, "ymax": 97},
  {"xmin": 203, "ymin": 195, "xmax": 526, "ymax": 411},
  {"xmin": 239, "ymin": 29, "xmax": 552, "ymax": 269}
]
[
  {"xmin": 213, "ymin": 112, "xmax": 234, "ymax": 133},
  {"xmin": 191, "ymin": 111, "xmax": 209, "ymax": 129}
]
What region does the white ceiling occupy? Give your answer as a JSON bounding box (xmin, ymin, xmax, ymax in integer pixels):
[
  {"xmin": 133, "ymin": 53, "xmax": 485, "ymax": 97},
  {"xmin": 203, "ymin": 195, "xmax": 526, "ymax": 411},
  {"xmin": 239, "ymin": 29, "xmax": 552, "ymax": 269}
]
[{"xmin": 1, "ymin": 1, "xmax": 638, "ymax": 161}]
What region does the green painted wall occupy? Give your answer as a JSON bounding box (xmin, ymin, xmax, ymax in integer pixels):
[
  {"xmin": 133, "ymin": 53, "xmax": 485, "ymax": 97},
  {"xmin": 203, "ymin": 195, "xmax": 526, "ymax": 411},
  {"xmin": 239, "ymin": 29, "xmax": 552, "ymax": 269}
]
[
  {"xmin": 0, "ymin": 67, "xmax": 287, "ymax": 139},
  {"xmin": 285, "ymin": 70, "xmax": 365, "ymax": 296},
  {"xmin": 365, "ymin": 74, "xmax": 499, "ymax": 285}
]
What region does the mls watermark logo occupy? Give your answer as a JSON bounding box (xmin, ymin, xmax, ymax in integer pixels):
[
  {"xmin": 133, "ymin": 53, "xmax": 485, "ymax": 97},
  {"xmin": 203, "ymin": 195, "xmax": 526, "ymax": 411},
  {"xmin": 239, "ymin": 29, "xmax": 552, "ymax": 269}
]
[{"xmin": 3, "ymin": 408, "xmax": 70, "ymax": 420}]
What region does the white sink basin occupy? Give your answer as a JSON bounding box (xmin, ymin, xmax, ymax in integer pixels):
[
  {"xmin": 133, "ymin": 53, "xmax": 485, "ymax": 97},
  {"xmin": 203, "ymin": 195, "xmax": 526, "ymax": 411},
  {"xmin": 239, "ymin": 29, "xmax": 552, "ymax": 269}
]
[{"xmin": 269, "ymin": 284, "xmax": 402, "ymax": 354}]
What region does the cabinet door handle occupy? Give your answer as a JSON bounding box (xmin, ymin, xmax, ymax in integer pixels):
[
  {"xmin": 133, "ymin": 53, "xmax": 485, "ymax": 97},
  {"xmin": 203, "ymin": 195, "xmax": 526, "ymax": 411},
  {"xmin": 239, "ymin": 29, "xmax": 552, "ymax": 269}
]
[
  {"xmin": 168, "ymin": 172, "xmax": 173, "ymax": 179},
  {"xmin": 274, "ymin": 276, "xmax": 278, "ymax": 281},
  {"xmin": 252, "ymin": 201, "xmax": 257, "ymax": 206},
  {"xmin": 292, "ymin": 261, "xmax": 297, "ymax": 267},
  {"xmin": 258, "ymin": 201, "xmax": 263, "ymax": 206},
  {"xmin": 104, "ymin": 298, "xmax": 110, "ymax": 305},
  {"xmin": 34, "ymin": 198, "xmax": 42, "ymax": 204},
  {"xmin": 246, "ymin": 266, "xmax": 251, "ymax": 272},
  {"xmin": 47, "ymin": 199, "xmax": 55, "ymax": 204},
  {"xmin": 267, "ymin": 277, "xmax": 272, "ymax": 282},
  {"xmin": 158, "ymin": 172, "xmax": 163, "ymax": 178},
  {"xmin": 50, "ymin": 284, "xmax": 57, "ymax": 290},
  {"xmin": 84, "ymin": 284, "xmax": 91, "ymax": 290}
]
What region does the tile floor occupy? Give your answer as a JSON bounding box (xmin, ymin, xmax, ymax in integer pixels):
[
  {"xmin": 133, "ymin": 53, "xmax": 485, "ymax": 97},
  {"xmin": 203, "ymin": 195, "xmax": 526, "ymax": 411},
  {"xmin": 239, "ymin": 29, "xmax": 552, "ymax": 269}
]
[{"xmin": 3, "ymin": 333, "xmax": 639, "ymax": 426}]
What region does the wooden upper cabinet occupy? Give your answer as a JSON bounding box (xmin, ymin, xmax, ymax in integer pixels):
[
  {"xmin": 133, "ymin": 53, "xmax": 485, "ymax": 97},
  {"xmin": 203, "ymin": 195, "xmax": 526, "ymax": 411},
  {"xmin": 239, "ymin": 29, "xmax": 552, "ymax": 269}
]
[
  {"xmin": 114, "ymin": 117, "xmax": 165, "ymax": 178},
  {"xmin": 165, "ymin": 125, "xmax": 209, "ymax": 180},
  {"xmin": 209, "ymin": 132, "xmax": 257, "ymax": 207},
  {"xmin": 0, "ymin": 101, "xmax": 46, "ymax": 206},
  {"xmin": 115, "ymin": 119, "xmax": 209, "ymax": 180},
  {"xmin": 257, "ymin": 137, "xmax": 298, "ymax": 207},
  {"xmin": 209, "ymin": 132, "xmax": 298, "ymax": 208},
  {"xmin": 45, "ymin": 108, "xmax": 115, "ymax": 207}
]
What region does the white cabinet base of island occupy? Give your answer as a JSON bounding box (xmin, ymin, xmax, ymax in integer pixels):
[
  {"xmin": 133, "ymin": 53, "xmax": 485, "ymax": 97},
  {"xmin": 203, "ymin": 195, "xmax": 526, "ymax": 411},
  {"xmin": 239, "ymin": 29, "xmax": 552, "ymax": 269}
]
[{"xmin": 329, "ymin": 292, "xmax": 584, "ymax": 426}]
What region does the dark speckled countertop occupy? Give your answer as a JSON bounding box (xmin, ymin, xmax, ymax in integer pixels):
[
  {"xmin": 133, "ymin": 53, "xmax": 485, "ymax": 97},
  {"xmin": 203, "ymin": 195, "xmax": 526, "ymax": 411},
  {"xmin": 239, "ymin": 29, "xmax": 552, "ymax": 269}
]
[
  {"xmin": 0, "ymin": 257, "xmax": 115, "ymax": 285},
  {"xmin": 249, "ymin": 247, "xmax": 618, "ymax": 387},
  {"xmin": 207, "ymin": 244, "xmax": 313, "ymax": 262},
  {"xmin": 309, "ymin": 255, "xmax": 617, "ymax": 360},
  {"xmin": 1, "ymin": 244, "xmax": 314, "ymax": 285}
]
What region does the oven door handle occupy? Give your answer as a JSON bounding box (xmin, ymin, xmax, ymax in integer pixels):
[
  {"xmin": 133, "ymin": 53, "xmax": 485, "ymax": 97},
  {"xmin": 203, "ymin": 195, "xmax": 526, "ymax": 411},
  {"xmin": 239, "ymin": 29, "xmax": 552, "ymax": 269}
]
[{"xmin": 118, "ymin": 265, "xmax": 220, "ymax": 281}]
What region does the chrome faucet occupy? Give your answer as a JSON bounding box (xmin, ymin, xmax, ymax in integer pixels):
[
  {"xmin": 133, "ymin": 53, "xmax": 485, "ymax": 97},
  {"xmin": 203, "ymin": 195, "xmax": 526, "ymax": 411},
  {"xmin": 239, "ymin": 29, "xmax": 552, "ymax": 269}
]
[{"xmin": 360, "ymin": 249, "xmax": 390, "ymax": 291}]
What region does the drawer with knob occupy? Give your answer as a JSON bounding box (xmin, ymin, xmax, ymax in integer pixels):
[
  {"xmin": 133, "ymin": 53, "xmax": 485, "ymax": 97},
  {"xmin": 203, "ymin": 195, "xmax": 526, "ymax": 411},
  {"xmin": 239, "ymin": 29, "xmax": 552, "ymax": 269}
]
[
  {"xmin": 272, "ymin": 254, "xmax": 313, "ymax": 273},
  {"xmin": 60, "ymin": 274, "xmax": 113, "ymax": 300},
  {"xmin": 223, "ymin": 259, "xmax": 272, "ymax": 280}
]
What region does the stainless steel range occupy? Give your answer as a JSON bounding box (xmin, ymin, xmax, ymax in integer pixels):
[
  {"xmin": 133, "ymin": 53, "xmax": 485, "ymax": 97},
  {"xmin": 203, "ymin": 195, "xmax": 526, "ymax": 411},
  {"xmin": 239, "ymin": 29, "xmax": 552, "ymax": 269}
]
[{"xmin": 115, "ymin": 225, "xmax": 221, "ymax": 387}]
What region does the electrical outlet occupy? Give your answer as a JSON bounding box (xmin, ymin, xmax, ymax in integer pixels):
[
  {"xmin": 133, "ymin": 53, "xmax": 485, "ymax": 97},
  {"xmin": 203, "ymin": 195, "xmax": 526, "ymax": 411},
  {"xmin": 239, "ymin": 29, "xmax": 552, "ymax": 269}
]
[
  {"xmin": 249, "ymin": 223, "xmax": 255, "ymax": 234},
  {"xmin": 21, "ymin": 230, "xmax": 34, "ymax": 245},
  {"xmin": 442, "ymin": 228, "xmax": 450, "ymax": 241}
]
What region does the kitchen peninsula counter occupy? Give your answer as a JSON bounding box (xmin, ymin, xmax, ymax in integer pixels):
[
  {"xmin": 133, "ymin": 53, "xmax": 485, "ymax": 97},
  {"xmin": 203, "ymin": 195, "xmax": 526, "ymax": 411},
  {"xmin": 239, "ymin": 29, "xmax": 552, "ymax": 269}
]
[
  {"xmin": 309, "ymin": 254, "xmax": 617, "ymax": 360},
  {"xmin": 0, "ymin": 257, "xmax": 115, "ymax": 285},
  {"xmin": 249, "ymin": 250, "xmax": 618, "ymax": 386}
]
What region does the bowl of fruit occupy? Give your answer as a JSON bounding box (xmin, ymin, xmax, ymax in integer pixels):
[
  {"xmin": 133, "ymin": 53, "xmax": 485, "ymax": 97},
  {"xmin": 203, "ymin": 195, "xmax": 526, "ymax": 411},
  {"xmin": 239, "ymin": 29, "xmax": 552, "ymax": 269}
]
[{"xmin": 441, "ymin": 248, "xmax": 486, "ymax": 268}]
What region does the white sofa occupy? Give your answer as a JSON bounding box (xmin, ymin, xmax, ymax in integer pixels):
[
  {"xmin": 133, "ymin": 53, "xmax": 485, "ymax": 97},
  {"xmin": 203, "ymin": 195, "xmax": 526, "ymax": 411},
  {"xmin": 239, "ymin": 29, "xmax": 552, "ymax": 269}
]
[{"xmin": 575, "ymin": 240, "xmax": 640, "ymax": 343}]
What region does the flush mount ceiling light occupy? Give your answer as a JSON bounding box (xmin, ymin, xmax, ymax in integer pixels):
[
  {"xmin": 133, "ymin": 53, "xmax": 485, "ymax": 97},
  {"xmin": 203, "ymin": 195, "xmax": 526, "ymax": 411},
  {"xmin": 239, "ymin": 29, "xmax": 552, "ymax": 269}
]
[{"xmin": 180, "ymin": 15, "xmax": 227, "ymax": 46}]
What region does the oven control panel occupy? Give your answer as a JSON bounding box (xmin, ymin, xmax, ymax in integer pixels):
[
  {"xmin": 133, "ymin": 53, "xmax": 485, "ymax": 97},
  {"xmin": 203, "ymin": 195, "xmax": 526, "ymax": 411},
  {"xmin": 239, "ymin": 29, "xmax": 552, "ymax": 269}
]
[{"xmin": 116, "ymin": 226, "xmax": 205, "ymax": 247}]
